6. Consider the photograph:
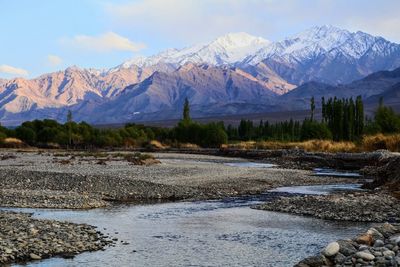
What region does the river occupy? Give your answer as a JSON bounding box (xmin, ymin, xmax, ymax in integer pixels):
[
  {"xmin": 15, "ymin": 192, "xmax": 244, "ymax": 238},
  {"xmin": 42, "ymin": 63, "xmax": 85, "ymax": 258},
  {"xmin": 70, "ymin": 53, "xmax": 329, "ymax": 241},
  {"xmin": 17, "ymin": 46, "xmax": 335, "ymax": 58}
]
[{"xmin": 11, "ymin": 179, "xmax": 369, "ymax": 267}]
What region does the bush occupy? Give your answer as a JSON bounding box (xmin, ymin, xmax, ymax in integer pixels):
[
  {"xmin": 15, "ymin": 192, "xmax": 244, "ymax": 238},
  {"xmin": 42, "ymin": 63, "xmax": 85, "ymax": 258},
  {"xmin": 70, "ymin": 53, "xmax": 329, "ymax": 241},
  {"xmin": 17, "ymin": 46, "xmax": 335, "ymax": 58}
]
[
  {"xmin": 374, "ymin": 105, "xmax": 400, "ymax": 133},
  {"xmin": 15, "ymin": 126, "xmax": 36, "ymax": 145},
  {"xmin": 300, "ymin": 120, "xmax": 332, "ymax": 141},
  {"xmin": 201, "ymin": 123, "xmax": 228, "ymax": 147}
]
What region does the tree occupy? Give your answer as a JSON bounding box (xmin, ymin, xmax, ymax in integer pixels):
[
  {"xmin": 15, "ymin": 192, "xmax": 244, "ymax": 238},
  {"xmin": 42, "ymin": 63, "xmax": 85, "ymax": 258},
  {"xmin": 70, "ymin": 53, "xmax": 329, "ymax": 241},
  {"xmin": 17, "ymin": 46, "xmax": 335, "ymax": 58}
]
[
  {"xmin": 374, "ymin": 99, "xmax": 400, "ymax": 133},
  {"xmin": 182, "ymin": 98, "xmax": 191, "ymax": 122},
  {"xmin": 355, "ymin": 96, "xmax": 364, "ymax": 137},
  {"xmin": 321, "ymin": 97, "xmax": 326, "ymax": 122},
  {"xmin": 201, "ymin": 123, "xmax": 228, "ymax": 147},
  {"xmin": 310, "ymin": 96, "xmax": 315, "ymax": 121},
  {"xmin": 15, "ymin": 126, "xmax": 36, "ymax": 145},
  {"xmin": 300, "ymin": 119, "xmax": 332, "ymax": 141},
  {"xmin": 67, "ymin": 110, "xmax": 73, "ymax": 147}
]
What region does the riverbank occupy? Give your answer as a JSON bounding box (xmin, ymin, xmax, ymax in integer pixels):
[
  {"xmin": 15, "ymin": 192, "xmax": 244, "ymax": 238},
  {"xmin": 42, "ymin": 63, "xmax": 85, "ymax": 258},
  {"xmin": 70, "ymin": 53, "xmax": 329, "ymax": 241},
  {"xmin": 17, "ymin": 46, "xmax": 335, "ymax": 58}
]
[
  {"xmin": 0, "ymin": 150, "xmax": 362, "ymax": 209},
  {"xmin": 0, "ymin": 210, "xmax": 112, "ymax": 265},
  {"xmin": 296, "ymin": 223, "xmax": 400, "ymax": 266},
  {"xmin": 255, "ymin": 190, "xmax": 400, "ymax": 222}
]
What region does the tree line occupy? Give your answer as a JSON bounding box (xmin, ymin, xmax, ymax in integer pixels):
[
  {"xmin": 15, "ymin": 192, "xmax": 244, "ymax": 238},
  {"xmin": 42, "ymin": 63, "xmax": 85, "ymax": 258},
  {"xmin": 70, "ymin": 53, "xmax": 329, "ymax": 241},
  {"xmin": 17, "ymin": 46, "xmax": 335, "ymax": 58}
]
[{"xmin": 0, "ymin": 96, "xmax": 400, "ymax": 148}]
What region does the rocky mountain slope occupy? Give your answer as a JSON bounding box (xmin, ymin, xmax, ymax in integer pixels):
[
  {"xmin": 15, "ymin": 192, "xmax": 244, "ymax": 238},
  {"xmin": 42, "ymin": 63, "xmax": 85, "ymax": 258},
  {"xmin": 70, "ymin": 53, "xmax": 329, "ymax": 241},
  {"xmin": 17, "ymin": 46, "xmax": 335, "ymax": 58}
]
[
  {"xmin": 0, "ymin": 26, "xmax": 400, "ymax": 125},
  {"xmin": 246, "ymin": 25, "xmax": 400, "ymax": 85},
  {"xmin": 279, "ymin": 67, "xmax": 400, "ymax": 111}
]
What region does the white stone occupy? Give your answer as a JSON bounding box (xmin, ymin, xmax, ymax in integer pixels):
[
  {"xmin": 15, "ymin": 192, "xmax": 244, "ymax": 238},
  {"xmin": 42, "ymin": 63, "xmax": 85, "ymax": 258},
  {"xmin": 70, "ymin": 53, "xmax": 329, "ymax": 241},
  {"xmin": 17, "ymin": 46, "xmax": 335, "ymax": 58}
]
[
  {"xmin": 355, "ymin": 251, "xmax": 375, "ymax": 261},
  {"xmin": 322, "ymin": 242, "xmax": 340, "ymax": 257}
]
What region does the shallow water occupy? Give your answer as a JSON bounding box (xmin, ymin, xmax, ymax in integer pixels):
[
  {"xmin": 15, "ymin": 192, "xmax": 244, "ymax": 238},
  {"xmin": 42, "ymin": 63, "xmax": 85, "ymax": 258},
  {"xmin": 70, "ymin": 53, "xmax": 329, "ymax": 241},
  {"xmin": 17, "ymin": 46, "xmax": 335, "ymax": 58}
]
[
  {"xmin": 269, "ymin": 183, "xmax": 364, "ymax": 195},
  {"xmin": 224, "ymin": 162, "xmax": 276, "ymax": 168},
  {"xmin": 10, "ymin": 184, "xmax": 370, "ymax": 267},
  {"xmin": 313, "ymin": 168, "xmax": 362, "ymax": 178}
]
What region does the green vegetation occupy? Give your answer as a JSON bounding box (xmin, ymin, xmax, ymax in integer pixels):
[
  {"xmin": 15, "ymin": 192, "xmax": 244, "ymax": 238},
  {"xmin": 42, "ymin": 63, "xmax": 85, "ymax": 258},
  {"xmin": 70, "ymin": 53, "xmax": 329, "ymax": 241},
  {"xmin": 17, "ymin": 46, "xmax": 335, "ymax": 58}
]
[{"xmin": 1, "ymin": 96, "xmax": 400, "ymax": 149}]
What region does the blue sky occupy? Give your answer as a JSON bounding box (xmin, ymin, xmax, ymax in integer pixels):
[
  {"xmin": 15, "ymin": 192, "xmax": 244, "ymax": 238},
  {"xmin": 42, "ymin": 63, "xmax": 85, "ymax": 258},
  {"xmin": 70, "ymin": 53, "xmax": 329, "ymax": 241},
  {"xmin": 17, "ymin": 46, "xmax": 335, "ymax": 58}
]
[{"xmin": 1, "ymin": 0, "xmax": 399, "ymax": 79}]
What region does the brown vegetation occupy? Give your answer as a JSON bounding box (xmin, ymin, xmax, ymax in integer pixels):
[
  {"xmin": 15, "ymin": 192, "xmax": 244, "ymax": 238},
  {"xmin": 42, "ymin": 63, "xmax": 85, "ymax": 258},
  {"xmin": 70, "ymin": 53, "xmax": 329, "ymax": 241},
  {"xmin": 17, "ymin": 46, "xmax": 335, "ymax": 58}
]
[
  {"xmin": 0, "ymin": 138, "xmax": 26, "ymax": 148},
  {"xmin": 225, "ymin": 140, "xmax": 357, "ymax": 153},
  {"xmin": 361, "ymin": 134, "xmax": 400, "ymax": 152}
]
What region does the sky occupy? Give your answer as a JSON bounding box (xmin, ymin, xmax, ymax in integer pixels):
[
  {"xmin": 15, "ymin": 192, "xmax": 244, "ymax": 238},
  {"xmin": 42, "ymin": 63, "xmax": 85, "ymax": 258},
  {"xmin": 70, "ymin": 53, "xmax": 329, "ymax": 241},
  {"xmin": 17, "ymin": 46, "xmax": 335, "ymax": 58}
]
[{"xmin": 1, "ymin": 0, "xmax": 399, "ymax": 79}]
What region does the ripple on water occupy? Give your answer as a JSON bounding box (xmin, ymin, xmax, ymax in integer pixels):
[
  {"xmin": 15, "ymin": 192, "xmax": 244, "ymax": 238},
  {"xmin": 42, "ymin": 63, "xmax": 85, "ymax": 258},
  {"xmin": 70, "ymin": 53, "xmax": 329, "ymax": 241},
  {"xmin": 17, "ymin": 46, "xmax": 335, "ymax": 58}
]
[{"xmin": 8, "ymin": 184, "xmax": 370, "ymax": 267}]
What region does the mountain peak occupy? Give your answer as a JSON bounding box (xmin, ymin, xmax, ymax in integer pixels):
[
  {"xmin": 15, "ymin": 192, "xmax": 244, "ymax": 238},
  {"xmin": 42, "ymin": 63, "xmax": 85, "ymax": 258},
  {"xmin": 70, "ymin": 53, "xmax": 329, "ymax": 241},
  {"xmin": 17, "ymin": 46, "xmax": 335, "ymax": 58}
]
[
  {"xmin": 211, "ymin": 32, "xmax": 270, "ymax": 48},
  {"xmin": 293, "ymin": 25, "xmax": 351, "ymax": 43},
  {"xmin": 118, "ymin": 32, "xmax": 270, "ymax": 69}
]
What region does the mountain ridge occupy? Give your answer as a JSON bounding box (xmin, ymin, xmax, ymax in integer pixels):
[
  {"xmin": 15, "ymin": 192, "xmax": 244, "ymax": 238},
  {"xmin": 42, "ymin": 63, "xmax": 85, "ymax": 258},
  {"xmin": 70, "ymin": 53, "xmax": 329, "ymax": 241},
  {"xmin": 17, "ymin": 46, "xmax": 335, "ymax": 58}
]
[{"xmin": 1, "ymin": 25, "xmax": 400, "ymax": 125}]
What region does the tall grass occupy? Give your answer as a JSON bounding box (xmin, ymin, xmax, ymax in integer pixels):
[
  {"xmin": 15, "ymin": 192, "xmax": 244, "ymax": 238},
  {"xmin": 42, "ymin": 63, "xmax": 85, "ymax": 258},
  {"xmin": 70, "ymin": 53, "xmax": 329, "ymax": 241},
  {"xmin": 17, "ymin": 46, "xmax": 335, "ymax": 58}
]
[
  {"xmin": 225, "ymin": 140, "xmax": 357, "ymax": 153},
  {"xmin": 362, "ymin": 134, "xmax": 400, "ymax": 152}
]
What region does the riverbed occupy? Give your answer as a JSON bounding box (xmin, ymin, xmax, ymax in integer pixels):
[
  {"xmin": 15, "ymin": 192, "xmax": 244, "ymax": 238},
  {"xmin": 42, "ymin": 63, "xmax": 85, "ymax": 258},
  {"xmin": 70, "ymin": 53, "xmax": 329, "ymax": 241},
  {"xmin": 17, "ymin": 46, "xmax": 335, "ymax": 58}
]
[{"xmin": 8, "ymin": 184, "xmax": 370, "ymax": 267}]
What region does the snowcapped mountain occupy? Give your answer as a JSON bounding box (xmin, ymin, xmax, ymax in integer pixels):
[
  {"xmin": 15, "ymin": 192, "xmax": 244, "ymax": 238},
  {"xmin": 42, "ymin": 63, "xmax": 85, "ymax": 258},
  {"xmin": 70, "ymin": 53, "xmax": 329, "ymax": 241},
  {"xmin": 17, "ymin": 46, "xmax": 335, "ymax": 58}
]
[
  {"xmin": 1, "ymin": 26, "xmax": 400, "ymax": 125},
  {"xmin": 117, "ymin": 32, "xmax": 270, "ymax": 69},
  {"xmin": 246, "ymin": 25, "xmax": 400, "ymax": 85}
]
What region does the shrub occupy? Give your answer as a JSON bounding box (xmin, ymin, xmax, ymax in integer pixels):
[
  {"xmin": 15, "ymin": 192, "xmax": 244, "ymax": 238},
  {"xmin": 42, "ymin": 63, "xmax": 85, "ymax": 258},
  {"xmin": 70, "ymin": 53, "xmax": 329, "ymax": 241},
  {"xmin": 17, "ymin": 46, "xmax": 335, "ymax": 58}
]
[{"xmin": 300, "ymin": 120, "xmax": 332, "ymax": 141}]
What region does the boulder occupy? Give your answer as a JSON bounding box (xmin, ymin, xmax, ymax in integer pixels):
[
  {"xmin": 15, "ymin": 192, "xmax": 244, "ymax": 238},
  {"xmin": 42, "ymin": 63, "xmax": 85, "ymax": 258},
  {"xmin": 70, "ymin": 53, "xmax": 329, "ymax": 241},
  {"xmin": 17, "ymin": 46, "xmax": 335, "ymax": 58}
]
[
  {"xmin": 322, "ymin": 242, "xmax": 340, "ymax": 257},
  {"xmin": 355, "ymin": 234, "xmax": 373, "ymax": 246},
  {"xmin": 338, "ymin": 240, "xmax": 358, "ymax": 256}
]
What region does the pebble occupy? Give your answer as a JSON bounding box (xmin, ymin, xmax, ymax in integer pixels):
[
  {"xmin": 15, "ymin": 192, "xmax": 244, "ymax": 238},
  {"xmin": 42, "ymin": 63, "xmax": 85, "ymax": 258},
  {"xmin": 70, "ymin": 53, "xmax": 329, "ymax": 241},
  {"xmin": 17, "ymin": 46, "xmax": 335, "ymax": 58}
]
[
  {"xmin": 374, "ymin": 239, "xmax": 385, "ymax": 247},
  {"xmin": 296, "ymin": 223, "xmax": 400, "ymax": 267},
  {"xmin": 355, "ymin": 251, "xmax": 375, "ymax": 261},
  {"xmin": 322, "ymin": 242, "xmax": 340, "ymax": 257},
  {"xmin": 0, "ymin": 211, "xmax": 113, "ymax": 265},
  {"xmin": 29, "ymin": 253, "xmax": 41, "ymax": 260}
]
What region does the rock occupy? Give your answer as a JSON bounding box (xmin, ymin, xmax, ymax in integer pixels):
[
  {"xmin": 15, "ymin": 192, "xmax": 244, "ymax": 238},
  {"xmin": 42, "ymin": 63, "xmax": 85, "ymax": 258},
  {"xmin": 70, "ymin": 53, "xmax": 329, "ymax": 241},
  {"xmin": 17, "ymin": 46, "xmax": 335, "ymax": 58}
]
[
  {"xmin": 355, "ymin": 234, "xmax": 373, "ymax": 246},
  {"xmin": 297, "ymin": 255, "xmax": 328, "ymax": 267},
  {"xmin": 368, "ymin": 228, "xmax": 384, "ymax": 241},
  {"xmin": 377, "ymin": 223, "xmax": 398, "ymax": 238},
  {"xmin": 355, "ymin": 251, "xmax": 375, "ymax": 261},
  {"xmin": 29, "ymin": 253, "xmax": 42, "ymax": 260},
  {"xmin": 338, "ymin": 240, "xmax": 358, "ymax": 256},
  {"xmin": 333, "ymin": 252, "xmax": 346, "ymax": 264},
  {"xmin": 322, "ymin": 242, "xmax": 340, "ymax": 257},
  {"xmin": 374, "ymin": 239, "xmax": 385, "ymax": 247},
  {"xmin": 383, "ymin": 250, "xmax": 395, "ymax": 257},
  {"xmin": 390, "ymin": 234, "xmax": 400, "ymax": 244},
  {"xmin": 0, "ymin": 210, "xmax": 112, "ymax": 265}
]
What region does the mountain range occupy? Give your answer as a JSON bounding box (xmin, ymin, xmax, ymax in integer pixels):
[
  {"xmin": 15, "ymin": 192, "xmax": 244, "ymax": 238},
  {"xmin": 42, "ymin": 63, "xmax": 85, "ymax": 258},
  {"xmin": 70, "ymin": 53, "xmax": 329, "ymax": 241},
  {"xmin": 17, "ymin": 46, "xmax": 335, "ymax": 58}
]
[{"xmin": 1, "ymin": 25, "xmax": 400, "ymax": 126}]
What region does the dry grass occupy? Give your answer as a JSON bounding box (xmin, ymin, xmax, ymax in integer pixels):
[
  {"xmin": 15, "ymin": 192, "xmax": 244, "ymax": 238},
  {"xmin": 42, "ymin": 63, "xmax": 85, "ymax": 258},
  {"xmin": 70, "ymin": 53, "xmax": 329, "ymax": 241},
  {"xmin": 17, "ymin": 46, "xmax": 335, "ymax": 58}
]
[
  {"xmin": 0, "ymin": 138, "xmax": 26, "ymax": 148},
  {"xmin": 226, "ymin": 140, "xmax": 358, "ymax": 153},
  {"xmin": 362, "ymin": 134, "xmax": 400, "ymax": 152},
  {"xmin": 226, "ymin": 134, "xmax": 400, "ymax": 153},
  {"xmin": 149, "ymin": 140, "xmax": 168, "ymax": 149},
  {"xmin": 3, "ymin": 138, "xmax": 23, "ymax": 144},
  {"xmin": 177, "ymin": 143, "xmax": 200, "ymax": 149}
]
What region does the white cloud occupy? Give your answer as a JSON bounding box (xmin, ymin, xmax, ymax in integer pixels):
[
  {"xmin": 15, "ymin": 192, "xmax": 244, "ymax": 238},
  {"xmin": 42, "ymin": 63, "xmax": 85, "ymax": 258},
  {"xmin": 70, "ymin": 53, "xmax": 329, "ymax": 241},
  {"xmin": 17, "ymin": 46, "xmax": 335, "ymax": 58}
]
[
  {"xmin": 104, "ymin": 0, "xmax": 276, "ymax": 43},
  {"xmin": 47, "ymin": 54, "xmax": 63, "ymax": 66},
  {"xmin": 0, "ymin": 64, "xmax": 29, "ymax": 77},
  {"xmin": 62, "ymin": 32, "xmax": 146, "ymax": 52},
  {"xmin": 103, "ymin": 0, "xmax": 400, "ymax": 43}
]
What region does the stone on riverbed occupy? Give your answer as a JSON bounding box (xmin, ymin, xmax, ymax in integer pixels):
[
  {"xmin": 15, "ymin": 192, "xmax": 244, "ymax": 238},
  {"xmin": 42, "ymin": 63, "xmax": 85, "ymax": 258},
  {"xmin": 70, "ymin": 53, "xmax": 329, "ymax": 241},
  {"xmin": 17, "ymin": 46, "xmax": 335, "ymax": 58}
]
[
  {"xmin": 322, "ymin": 242, "xmax": 340, "ymax": 257},
  {"xmin": 29, "ymin": 253, "xmax": 41, "ymax": 260},
  {"xmin": 355, "ymin": 251, "xmax": 375, "ymax": 261},
  {"xmin": 255, "ymin": 191, "xmax": 400, "ymax": 222},
  {"xmin": 296, "ymin": 224, "xmax": 400, "ymax": 266},
  {"xmin": 0, "ymin": 211, "xmax": 113, "ymax": 265}
]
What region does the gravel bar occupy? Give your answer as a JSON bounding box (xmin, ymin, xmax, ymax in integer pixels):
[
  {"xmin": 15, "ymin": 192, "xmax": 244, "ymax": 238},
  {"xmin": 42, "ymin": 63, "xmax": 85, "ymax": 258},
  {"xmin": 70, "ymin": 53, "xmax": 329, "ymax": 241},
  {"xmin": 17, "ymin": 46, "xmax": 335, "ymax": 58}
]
[{"xmin": 0, "ymin": 210, "xmax": 112, "ymax": 265}]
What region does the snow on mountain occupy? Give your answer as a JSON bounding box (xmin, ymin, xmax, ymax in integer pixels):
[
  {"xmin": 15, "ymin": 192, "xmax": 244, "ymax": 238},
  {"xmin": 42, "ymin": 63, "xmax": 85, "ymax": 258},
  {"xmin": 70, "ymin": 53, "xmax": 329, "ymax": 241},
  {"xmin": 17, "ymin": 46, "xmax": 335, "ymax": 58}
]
[
  {"xmin": 247, "ymin": 25, "xmax": 398, "ymax": 64},
  {"xmin": 117, "ymin": 32, "xmax": 270, "ymax": 69},
  {"xmin": 244, "ymin": 25, "xmax": 400, "ymax": 85},
  {"xmin": 1, "ymin": 26, "xmax": 400, "ymax": 125}
]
